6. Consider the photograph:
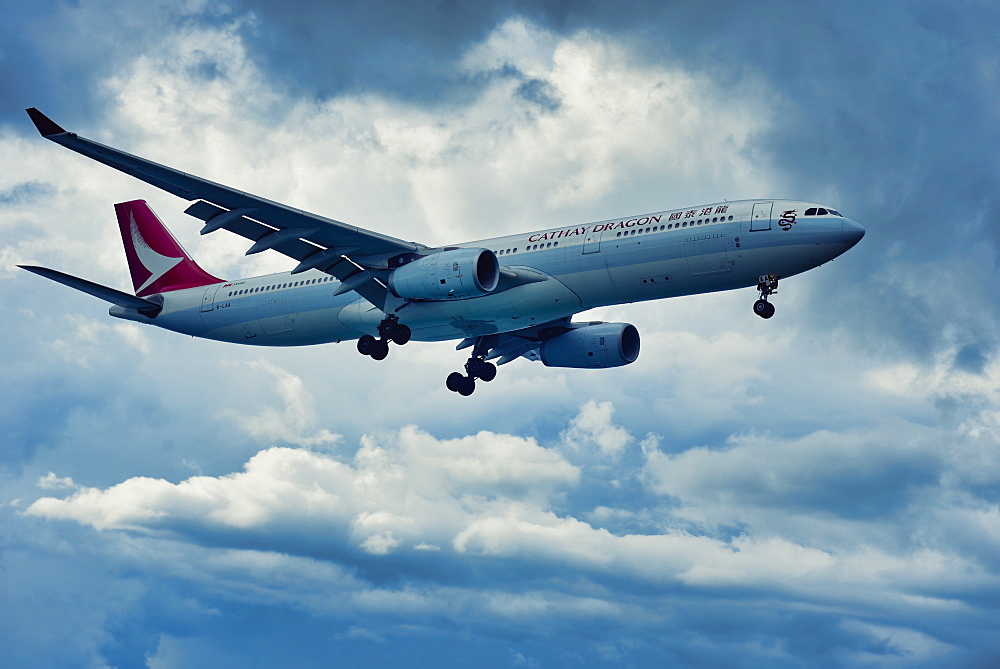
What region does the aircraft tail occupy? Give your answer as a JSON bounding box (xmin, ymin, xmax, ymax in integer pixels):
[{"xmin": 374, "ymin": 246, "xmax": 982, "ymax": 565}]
[{"xmin": 115, "ymin": 200, "xmax": 223, "ymax": 296}]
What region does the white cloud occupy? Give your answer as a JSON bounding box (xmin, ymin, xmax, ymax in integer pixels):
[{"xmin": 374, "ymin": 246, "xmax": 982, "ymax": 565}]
[
  {"xmin": 26, "ymin": 425, "xmax": 579, "ymax": 555},
  {"xmin": 36, "ymin": 472, "xmax": 76, "ymax": 490},
  {"xmin": 22, "ymin": 411, "xmax": 990, "ymax": 629},
  {"xmin": 222, "ymin": 359, "xmax": 340, "ymax": 447},
  {"xmin": 561, "ymin": 400, "xmax": 632, "ymax": 456}
]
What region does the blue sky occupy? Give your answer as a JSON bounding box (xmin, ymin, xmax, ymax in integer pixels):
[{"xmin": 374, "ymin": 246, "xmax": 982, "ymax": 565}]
[{"xmin": 2, "ymin": 1, "xmax": 999, "ymax": 666}]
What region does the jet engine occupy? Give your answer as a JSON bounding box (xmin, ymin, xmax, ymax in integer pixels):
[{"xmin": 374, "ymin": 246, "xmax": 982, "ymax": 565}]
[
  {"xmin": 388, "ymin": 248, "xmax": 500, "ymax": 300},
  {"xmin": 540, "ymin": 323, "xmax": 640, "ymax": 369}
]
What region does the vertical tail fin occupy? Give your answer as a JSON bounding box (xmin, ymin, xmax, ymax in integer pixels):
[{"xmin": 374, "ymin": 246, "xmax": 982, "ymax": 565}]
[{"xmin": 115, "ymin": 200, "xmax": 223, "ymax": 296}]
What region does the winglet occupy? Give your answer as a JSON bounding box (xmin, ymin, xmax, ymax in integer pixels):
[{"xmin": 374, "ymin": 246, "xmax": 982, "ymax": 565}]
[{"xmin": 25, "ymin": 108, "xmax": 67, "ymax": 137}]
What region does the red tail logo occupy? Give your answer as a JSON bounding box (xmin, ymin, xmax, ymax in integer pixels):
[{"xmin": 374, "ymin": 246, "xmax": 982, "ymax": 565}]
[{"xmin": 115, "ymin": 200, "xmax": 223, "ymax": 296}]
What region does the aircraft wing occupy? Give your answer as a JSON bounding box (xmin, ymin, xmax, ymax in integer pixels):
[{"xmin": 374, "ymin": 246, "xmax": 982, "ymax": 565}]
[{"xmin": 26, "ymin": 108, "xmax": 425, "ymax": 308}]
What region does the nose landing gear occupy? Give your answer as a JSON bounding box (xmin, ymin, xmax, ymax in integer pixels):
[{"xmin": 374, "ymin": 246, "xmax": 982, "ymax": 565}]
[
  {"xmin": 357, "ymin": 314, "xmax": 411, "ymax": 360},
  {"xmin": 446, "ymin": 335, "xmax": 498, "ymax": 396},
  {"xmin": 754, "ymin": 274, "xmax": 778, "ymax": 319}
]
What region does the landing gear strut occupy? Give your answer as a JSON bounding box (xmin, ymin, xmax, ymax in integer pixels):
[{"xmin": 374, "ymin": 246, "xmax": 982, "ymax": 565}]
[
  {"xmin": 446, "ymin": 335, "xmax": 497, "ymax": 396},
  {"xmin": 753, "ymin": 274, "xmax": 778, "ymax": 319},
  {"xmin": 358, "ymin": 314, "xmax": 411, "ymax": 360}
]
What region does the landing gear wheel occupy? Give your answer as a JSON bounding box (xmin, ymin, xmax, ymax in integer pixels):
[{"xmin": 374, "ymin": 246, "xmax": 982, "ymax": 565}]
[
  {"xmin": 446, "ymin": 372, "xmax": 476, "ymax": 395},
  {"xmin": 457, "ymin": 376, "xmax": 476, "ymax": 396},
  {"xmin": 391, "ymin": 323, "xmax": 411, "ymax": 346},
  {"xmin": 377, "ymin": 318, "xmax": 394, "ymax": 339},
  {"xmin": 478, "ymin": 361, "xmax": 497, "ymax": 382},
  {"xmin": 753, "ymin": 299, "xmax": 775, "ymax": 319},
  {"xmin": 446, "ymin": 372, "xmax": 465, "ymax": 392},
  {"xmin": 378, "ymin": 315, "xmax": 410, "ymax": 345},
  {"xmin": 370, "ymin": 339, "xmax": 390, "ymax": 360},
  {"xmin": 448, "ymin": 335, "xmax": 499, "ymax": 395},
  {"xmin": 754, "ymin": 274, "xmax": 779, "ymax": 320},
  {"xmin": 466, "ymin": 357, "xmax": 484, "ymax": 378},
  {"xmin": 465, "ymin": 357, "xmax": 497, "ymax": 382},
  {"xmin": 357, "ymin": 334, "xmax": 377, "ymax": 356}
]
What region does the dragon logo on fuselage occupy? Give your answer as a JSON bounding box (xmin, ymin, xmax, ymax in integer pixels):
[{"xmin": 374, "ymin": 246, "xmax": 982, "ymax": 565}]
[{"xmin": 779, "ymin": 209, "xmax": 798, "ymax": 231}]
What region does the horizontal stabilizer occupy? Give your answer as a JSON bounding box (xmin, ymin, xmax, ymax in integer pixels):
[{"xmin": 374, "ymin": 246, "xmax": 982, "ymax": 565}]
[{"xmin": 19, "ymin": 265, "xmax": 162, "ymax": 315}]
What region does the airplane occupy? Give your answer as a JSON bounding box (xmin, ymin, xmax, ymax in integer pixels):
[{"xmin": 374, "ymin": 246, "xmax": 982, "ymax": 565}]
[{"xmin": 19, "ymin": 108, "xmax": 865, "ymax": 396}]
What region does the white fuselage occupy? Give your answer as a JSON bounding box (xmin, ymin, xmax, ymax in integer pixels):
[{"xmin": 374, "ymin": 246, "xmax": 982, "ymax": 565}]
[{"xmin": 111, "ymin": 199, "xmax": 863, "ymax": 345}]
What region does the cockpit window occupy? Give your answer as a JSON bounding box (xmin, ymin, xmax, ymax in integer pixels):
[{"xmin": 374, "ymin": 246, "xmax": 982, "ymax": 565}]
[{"xmin": 805, "ymin": 207, "xmax": 844, "ymax": 217}]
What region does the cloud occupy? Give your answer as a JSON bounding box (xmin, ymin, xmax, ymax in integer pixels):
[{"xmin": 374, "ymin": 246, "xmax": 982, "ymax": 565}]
[
  {"xmin": 561, "ymin": 400, "xmax": 632, "ymax": 456},
  {"xmin": 26, "ymin": 426, "xmax": 580, "ymax": 566},
  {"xmin": 23, "ymin": 411, "xmax": 991, "ymax": 630},
  {"xmin": 642, "ymin": 426, "xmax": 943, "ymax": 522},
  {"xmin": 36, "ymin": 472, "xmax": 77, "ymax": 490}
]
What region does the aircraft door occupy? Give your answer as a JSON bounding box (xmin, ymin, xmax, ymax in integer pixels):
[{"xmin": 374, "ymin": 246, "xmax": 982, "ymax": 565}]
[
  {"xmin": 750, "ymin": 202, "xmax": 773, "ymax": 231},
  {"xmin": 200, "ymin": 284, "xmax": 222, "ymax": 312},
  {"xmin": 582, "ymin": 228, "xmax": 602, "ymax": 254}
]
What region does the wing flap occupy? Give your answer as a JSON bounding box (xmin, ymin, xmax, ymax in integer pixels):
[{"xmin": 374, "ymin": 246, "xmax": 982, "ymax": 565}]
[{"xmin": 185, "ymin": 199, "xmax": 360, "ymax": 265}]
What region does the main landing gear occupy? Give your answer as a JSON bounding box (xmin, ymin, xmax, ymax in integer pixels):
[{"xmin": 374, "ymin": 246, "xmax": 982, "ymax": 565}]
[
  {"xmin": 357, "ymin": 315, "xmax": 411, "ymax": 360},
  {"xmin": 446, "ymin": 335, "xmax": 497, "ymax": 396},
  {"xmin": 753, "ymin": 274, "xmax": 778, "ymax": 319}
]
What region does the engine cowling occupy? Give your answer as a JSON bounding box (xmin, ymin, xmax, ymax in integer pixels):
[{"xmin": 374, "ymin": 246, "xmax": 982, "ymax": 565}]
[
  {"xmin": 540, "ymin": 323, "xmax": 640, "ymax": 369},
  {"xmin": 388, "ymin": 248, "xmax": 500, "ymax": 300}
]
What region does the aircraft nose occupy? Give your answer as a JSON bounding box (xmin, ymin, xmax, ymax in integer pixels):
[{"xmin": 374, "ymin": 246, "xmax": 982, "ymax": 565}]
[{"xmin": 842, "ymin": 218, "xmax": 865, "ymax": 247}]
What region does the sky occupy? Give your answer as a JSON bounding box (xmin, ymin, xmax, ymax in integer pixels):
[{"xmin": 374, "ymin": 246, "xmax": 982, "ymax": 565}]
[{"xmin": 1, "ymin": 1, "xmax": 999, "ymax": 666}]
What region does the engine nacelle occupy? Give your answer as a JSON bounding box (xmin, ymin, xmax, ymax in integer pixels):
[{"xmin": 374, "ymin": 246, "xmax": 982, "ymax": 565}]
[
  {"xmin": 388, "ymin": 248, "xmax": 500, "ymax": 300},
  {"xmin": 540, "ymin": 323, "xmax": 640, "ymax": 369}
]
